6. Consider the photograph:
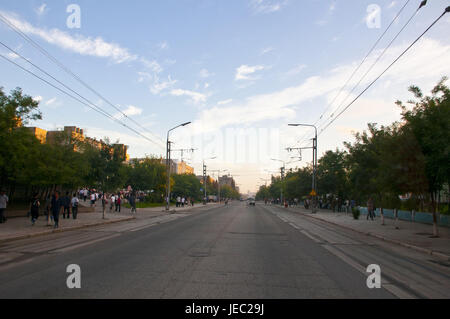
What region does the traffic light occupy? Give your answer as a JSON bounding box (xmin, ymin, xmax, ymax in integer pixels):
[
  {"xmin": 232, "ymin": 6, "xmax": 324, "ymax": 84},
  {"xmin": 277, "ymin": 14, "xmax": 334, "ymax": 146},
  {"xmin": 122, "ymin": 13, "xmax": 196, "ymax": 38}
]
[{"xmin": 203, "ymin": 164, "xmax": 207, "ymax": 177}]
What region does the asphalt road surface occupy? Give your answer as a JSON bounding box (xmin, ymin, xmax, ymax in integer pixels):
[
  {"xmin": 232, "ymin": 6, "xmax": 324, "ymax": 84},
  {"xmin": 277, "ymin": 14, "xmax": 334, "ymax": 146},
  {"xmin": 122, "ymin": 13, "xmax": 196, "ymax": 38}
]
[{"xmin": 0, "ymin": 201, "xmax": 449, "ymax": 298}]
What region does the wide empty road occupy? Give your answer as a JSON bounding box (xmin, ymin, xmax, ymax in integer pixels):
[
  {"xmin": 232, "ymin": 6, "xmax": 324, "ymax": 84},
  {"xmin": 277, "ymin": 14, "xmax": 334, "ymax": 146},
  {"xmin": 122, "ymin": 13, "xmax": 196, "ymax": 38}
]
[{"xmin": 0, "ymin": 201, "xmax": 448, "ymax": 298}]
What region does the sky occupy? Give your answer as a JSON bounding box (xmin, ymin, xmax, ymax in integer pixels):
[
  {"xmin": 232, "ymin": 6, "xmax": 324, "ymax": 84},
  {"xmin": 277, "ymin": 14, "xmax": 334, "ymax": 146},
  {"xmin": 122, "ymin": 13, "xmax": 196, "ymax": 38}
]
[{"xmin": 0, "ymin": 0, "xmax": 449, "ymax": 194}]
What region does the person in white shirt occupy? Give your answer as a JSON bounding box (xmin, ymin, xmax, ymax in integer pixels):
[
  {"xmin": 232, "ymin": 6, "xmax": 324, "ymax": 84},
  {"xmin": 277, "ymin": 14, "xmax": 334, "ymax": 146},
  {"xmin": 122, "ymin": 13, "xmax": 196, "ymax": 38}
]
[
  {"xmin": 181, "ymin": 197, "xmax": 185, "ymax": 207},
  {"xmin": 71, "ymin": 194, "xmax": 79, "ymax": 219},
  {"xmin": 90, "ymin": 192, "xmax": 96, "ymax": 207},
  {"xmin": 110, "ymin": 194, "xmax": 115, "ymax": 212},
  {"xmin": 0, "ymin": 190, "xmax": 9, "ymax": 223}
]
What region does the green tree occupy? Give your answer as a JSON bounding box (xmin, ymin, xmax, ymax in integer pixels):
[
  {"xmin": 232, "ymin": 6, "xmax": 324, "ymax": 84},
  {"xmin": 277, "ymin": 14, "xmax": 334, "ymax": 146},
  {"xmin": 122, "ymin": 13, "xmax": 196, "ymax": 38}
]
[{"xmin": 396, "ymin": 76, "xmax": 450, "ymax": 236}]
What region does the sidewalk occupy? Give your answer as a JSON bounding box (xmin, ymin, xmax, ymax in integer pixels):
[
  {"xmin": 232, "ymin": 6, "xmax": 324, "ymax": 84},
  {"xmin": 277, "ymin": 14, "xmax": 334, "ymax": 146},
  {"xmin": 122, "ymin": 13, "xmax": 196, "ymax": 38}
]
[
  {"xmin": 285, "ymin": 206, "xmax": 450, "ymax": 260},
  {"xmin": 0, "ymin": 211, "xmax": 134, "ymax": 243}
]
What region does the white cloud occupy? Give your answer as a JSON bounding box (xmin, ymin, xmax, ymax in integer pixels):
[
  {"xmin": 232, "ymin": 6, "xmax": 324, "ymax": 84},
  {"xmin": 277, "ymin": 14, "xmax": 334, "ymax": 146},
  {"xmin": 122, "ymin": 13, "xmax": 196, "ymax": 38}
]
[
  {"xmin": 235, "ymin": 64, "xmax": 266, "ymax": 81},
  {"xmin": 260, "ymin": 47, "xmax": 274, "ymax": 55},
  {"xmin": 284, "ymin": 64, "xmax": 307, "ymax": 77},
  {"xmin": 137, "ymin": 71, "xmax": 152, "ymax": 83},
  {"xmin": 35, "ymin": 4, "xmax": 48, "ymax": 16},
  {"xmin": 204, "ymin": 82, "xmax": 210, "ymax": 89},
  {"xmin": 157, "ymin": 41, "xmax": 168, "ymax": 50},
  {"xmin": 6, "ymin": 51, "xmax": 19, "ymax": 59},
  {"xmin": 217, "ymin": 99, "xmax": 233, "ymax": 105},
  {"xmin": 150, "ymin": 75, "xmax": 177, "ymax": 94},
  {"xmin": 170, "ymin": 89, "xmax": 207, "ymax": 104},
  {"xmin": 45, "ymin": 97, "xmax": 57, "ymax": 105},
  {"xmin": 114, "ymin": 105, "xmax": 143, "ymax": 119},
  {"xmin": 250, "ymin": 0, "xmax": 288, "ymax": 14},
  {"xmin": 140, "ymin": 58, "xmax": 163, "ymax": 73},
  {"xmin": 190, "ymin": 38, "xmax": 450, "ymax": 135},
  {"xmin": 122, "ymin": 105, "xmax": 142, "ymax": 116},
  {"xmin": 199, "ymin": 68, "xmax": 214, "ymax": 78},
  {"xmin": 1, "ymin": 11, "xmax": 137, "ymax": 63}
]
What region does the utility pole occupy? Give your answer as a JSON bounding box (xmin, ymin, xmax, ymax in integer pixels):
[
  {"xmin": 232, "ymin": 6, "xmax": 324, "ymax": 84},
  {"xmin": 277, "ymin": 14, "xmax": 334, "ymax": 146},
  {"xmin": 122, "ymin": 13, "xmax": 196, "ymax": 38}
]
[
  {"xmin": 288, "ymin": 124, "xmax": 318, "ymax": 213},
  {"xmin": 203, "ymin": 161, "xmax": 207, "ymax": 205},
  {"xmin": 271, "ymin": 158, "xmax": 286, "ymax": 206},
  {"xmin": 166, "ymin": 122, "xmax": 191, "ymax": 211}
]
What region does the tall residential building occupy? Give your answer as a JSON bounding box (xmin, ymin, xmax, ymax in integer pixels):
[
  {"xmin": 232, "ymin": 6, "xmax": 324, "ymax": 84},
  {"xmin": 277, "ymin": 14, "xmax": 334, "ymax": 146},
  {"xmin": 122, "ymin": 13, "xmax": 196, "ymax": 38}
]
[{"xmin": 25, "ymin": 125, "xmax": 129, "ymax": 161}]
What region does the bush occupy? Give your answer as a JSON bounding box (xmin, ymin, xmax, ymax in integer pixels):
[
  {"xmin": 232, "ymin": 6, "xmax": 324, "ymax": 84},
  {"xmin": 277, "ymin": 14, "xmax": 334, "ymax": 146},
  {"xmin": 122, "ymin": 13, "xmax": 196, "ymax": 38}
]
[{"xmin": 352, "ymin": 207, "xmax": 360, "ymax": 220}]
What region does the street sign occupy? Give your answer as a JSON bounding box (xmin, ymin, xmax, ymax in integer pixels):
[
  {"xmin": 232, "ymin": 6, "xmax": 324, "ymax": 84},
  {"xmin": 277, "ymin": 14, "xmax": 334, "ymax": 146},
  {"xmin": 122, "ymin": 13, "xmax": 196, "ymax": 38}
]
[{"xmin": 310, "ymin": 189, "xmax": 317, "ymax": 196}]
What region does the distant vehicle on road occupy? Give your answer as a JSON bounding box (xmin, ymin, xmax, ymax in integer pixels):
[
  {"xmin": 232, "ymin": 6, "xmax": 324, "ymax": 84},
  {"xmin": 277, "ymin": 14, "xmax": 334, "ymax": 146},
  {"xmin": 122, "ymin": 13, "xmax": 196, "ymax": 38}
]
[{"xmin": 247, "ymin": 198, "xmax": 255, "ymax": 206}]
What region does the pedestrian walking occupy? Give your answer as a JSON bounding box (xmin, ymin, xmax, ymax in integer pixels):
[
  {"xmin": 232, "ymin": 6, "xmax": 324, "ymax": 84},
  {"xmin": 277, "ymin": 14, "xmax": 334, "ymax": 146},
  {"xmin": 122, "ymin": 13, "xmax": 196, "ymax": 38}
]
[
  {"xmin": 182, "ymin": 197, "xmax": 185, "ymax": 207},
  {"xmin": 90, "ymin": 192, "xmax": 96, "ymax": 207},
  {"xmin": 51, "ymin": 191, "xmax": 62, "ymax": 228},
  {"xmin": 110, "ymin": 194, "xmax": 115, "ymax": 213},
  {"xmin": 129, "ymin": 192, "xmax": 136, "ymax": 214},
  {"xmin": 176, "ymin": 196, "xmax": 181, "ymax": 208},
  {"xmin": 101, "ymin": 193, "xmax": 106, "ymax": 218},
  {"xmin": 29, "ymin": 193, "xmax": 40, "ymax": 225},
  {"xmin": 0, "ymin": 190, "xmax": 8, "ymax": 223},
  {"xmin": 71, "ymin": 193, "xmax": 79, "ymax": 219},
  {"xmin": 115, "ymin": 193, "xmax": 121, "ymax": 212},
  {"xmin": 367, "ymin": 197, "xmax": 374, "ymax": 221},
  {"xmin": 62, "ymin": 191, "xmax": 71, "ymax": 218}
]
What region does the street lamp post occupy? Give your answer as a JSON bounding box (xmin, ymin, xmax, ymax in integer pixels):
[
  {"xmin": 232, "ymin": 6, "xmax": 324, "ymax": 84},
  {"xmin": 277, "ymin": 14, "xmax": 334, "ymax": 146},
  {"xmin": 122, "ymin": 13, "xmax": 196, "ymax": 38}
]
[
  {"xmin": 288, "ymin": 123, "xmax": 318, "ymax": 213},
  {"xmin": 166, "ymin": 122, "xmax": 191, "ymax": 211},
  {"xmin": 202, "ymin": 156, "xmax": 216, "ymax": 205},
  {"xmin": 271, "ymin": 158, "xmax": 286, "ymax": 206}
]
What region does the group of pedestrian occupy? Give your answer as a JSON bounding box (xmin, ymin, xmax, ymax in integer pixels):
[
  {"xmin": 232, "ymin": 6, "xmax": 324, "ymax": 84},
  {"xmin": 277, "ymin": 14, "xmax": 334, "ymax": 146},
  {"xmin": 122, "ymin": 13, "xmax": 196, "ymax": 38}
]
[
  {"xmin": 108, "ymin": 193, "xmax": 123, "ymax": 213},
  {"xmin": 175, "ymin": 196, "xmax": 194, "ymax": 207}
]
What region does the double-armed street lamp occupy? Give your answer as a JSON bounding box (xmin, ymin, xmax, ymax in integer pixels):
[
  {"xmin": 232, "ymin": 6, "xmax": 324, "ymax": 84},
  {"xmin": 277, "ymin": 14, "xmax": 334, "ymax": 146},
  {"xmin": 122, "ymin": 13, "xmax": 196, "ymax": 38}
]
[
  {"xmin": 288, "ymin": 123, "xmax": 318, "ymax": 213},
  {"xmin": 202, "ymin": 156, "xmax": 217, "ymax": 204},
  {"xmin": 271, "ymin": 158, "xmax": 287, "ymax": 205},
  {"xmin": 166, "ymin": 121, "xmax": 191, "ymax": 211}
]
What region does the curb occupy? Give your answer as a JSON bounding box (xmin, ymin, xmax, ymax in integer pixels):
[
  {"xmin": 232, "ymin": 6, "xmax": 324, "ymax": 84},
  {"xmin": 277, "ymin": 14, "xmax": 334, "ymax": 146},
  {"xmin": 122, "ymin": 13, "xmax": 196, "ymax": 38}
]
[
  {"xmin": 0, "ymin": 216, "xmax": 136, "ymax": 244},
  {"xmin": 287, "ymin": 208, "xmax": 450, "ymax": 261}
]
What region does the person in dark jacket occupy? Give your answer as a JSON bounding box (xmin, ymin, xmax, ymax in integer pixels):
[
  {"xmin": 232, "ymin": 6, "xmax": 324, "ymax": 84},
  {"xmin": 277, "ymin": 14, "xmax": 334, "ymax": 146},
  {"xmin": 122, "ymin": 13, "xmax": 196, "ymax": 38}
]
[
  {"xmin": 30, "ymin": 193, "xmax": 40, "ymax": 226},
  {"xmin": 62, "ymin": 191, "xmax": 71, "ymax": 219},
  {"xmin": 51, "ymin": 191, "xmax": 62, "ymax": 228},
  {"xmin": 129, "ymin": 192, "xmax": 136, "ymax": 214}
]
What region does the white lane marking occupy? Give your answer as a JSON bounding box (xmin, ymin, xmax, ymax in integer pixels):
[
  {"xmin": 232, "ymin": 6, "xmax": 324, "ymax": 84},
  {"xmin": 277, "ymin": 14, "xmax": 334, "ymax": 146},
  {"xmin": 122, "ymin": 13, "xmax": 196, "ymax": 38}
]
[
  {"xmin": 52, "ymin": 233, "xmax": 121, "ymax": 253},
  {"xmin": 289, "ymin": 222, "xmax": 300, "ymax": 230},
  {"xmin": 322, "ymin": 244, "xmax": 415, "ymax": 299},
  {"xmin": 129, "ymin": 223, "xmax": 158, "ymax": 232},
  {"xmin": 300, "ymin": 230, "xmax": 322, "ymax": 243}
]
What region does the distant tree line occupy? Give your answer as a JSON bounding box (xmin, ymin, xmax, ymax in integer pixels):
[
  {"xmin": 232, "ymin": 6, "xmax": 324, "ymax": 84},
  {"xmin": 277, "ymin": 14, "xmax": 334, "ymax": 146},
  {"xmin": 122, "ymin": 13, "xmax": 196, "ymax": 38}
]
[
  {"xmin": 257, "ymin": 77, "xmax": 450, "ymax": 218},
  {"xmin": 0, "ymin": 86, "xmax": 240, "ymax": 204}
]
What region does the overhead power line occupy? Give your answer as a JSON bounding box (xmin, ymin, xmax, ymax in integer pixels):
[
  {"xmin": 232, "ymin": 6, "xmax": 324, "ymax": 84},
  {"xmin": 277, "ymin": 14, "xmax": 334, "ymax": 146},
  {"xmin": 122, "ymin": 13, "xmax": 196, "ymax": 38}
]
[
  {"xmin": 0, "ymin": 12, "xmax": 166, "ymax": 149},
  {"xmin": 317, "ymin": 0, "xmax": 428, "ymax": 134},
  {"xmin": 318, "ymin": 6, "xmax": 449, "ymax": 136},
  {"xmin": 295, "ymin": 0, "xmax": 421, "ymax": 147},
  {"xmin": 0, "ymin": 52, "xmax": 165, "ymax": 148}
]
